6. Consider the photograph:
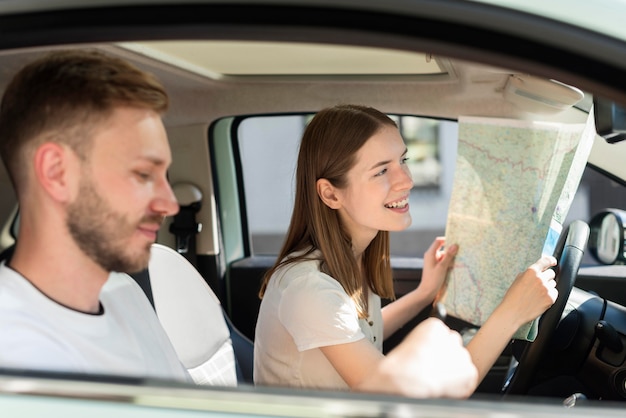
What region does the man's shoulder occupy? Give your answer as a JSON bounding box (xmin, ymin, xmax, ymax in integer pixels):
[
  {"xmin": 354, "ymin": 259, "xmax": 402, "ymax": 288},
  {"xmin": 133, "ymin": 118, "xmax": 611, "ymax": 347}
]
[
  {"xmin": 0, "ymin": 260, "xmax": 21, "ymax": 280},
  {"xmin": 0, "ymin": 261, "xmax": 38, "ymax": 301}
]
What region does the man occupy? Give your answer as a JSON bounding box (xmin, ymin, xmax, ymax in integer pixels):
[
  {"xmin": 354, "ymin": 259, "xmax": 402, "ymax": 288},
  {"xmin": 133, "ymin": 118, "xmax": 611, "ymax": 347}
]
[{"xmin": 0, "ymin": 49, "xmax": 190, "ymax": 382}]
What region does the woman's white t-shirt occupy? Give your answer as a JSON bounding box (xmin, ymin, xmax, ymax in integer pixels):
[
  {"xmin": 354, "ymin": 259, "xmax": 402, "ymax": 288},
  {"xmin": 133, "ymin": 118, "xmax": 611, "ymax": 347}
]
[{"xmin": 253, "ymin": 252, "xmax": 383, "ymax": 390}]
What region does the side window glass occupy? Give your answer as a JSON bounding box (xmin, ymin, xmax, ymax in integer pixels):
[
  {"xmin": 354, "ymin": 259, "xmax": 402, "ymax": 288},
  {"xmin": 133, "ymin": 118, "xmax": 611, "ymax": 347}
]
[
  {"xmin": 237, "ymin": 114, "xmax": 456, "ymax": 256},
  {"xmin": 238, "ymin": 115, "xmax": 305, "ymax": 254}
]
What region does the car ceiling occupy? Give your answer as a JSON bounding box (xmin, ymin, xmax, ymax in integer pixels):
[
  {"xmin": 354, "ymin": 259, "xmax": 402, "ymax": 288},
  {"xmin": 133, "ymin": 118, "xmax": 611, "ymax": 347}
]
[{"xmin": 93, "ymin": 41, "xmax": 590, "ymax": 126}]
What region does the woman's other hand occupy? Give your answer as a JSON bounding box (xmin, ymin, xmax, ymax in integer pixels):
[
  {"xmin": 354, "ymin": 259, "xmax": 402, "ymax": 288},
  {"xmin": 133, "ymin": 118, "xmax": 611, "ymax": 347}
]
[{"xmin": 419, "ymin": 236, "xmax": 458, "ymax": 302}]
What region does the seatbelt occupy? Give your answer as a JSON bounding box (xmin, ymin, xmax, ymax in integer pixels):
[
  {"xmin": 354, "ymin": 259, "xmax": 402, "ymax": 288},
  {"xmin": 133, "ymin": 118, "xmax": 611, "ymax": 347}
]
[
  {"xmin": 169, "ymin": 183, "xmax": 203, "ymax": 268},
  {"xmin": 129, "ymin": 268, "xmax": 156, "ymax": 310},
  {"xmin": 0, "ymin": 244, "xmax": 15, "ymax": 264}
]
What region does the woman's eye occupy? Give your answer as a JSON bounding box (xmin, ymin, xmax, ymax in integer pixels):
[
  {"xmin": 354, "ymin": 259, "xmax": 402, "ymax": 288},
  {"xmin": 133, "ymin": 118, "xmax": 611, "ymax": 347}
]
[
  {"xmin": 374, "ymin": 168, "xmax": 388, "ymax": 177},
  {"xmin": 401, "ymin": 157, "xmax": 410, "ymax": 164}
]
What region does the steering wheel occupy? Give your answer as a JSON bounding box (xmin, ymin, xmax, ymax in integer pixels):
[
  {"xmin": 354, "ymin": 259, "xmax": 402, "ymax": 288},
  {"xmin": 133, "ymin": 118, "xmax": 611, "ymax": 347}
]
[{"xmin": 503, "ymin": 219, "xmax": 589, "ymax": 396}]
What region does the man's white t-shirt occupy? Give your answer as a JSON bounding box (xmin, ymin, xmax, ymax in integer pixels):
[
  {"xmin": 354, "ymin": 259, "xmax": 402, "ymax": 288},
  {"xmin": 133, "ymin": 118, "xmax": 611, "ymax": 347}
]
[
  {"xmin": 253, "ymin": 252, "xmax": 383, "ymax": 390},
  {"xmin": 0, "ymin": 262, "xmax": 191, "ymax": 383}
]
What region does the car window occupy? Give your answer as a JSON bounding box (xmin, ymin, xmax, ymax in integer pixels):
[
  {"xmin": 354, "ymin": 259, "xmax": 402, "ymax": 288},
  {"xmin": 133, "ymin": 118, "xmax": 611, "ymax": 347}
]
[
  {"xmin": 238, "ymin": 113, "xmax": 456, "ymax": 257},
  {"xmin": 237, "ymin": 113, "xmax": 626, "ymax": 264},
  {"xmin": 237, "ymin": 115, "xmax": 304, "ymax": 254}
]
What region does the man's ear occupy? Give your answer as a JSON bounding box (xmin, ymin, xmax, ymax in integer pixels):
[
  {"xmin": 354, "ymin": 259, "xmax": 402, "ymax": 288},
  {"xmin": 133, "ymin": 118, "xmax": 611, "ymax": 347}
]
[
  {"xmin": 33, "ymin": 142, "xmax": 74, "ymax": 203},
  {"xmin": 316, "ymin": 178, "xmax": 342, "ymax": 209}
]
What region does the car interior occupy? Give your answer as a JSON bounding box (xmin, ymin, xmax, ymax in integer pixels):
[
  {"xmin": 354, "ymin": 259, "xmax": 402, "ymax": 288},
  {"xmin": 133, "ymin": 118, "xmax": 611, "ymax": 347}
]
[{"xmin": 2, "ymin": 8, "xmax": 626, "ymax": 410}]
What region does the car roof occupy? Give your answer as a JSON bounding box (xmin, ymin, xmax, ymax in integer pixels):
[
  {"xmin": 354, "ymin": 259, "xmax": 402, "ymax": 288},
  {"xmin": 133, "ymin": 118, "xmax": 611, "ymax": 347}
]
[{"xmin": 1, "ymin": 0, "xmax": 625, "ymax": 36}]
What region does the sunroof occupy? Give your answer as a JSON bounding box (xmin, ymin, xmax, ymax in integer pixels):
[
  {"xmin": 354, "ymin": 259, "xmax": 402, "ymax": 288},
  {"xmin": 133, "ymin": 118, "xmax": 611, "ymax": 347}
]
[{"xmin": 118, "ymin": 40, "xmax": 447, "ymax": 78}]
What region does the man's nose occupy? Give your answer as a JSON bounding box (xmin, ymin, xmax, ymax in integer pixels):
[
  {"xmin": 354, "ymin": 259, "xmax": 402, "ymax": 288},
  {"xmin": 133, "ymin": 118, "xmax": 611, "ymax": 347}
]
[{"xmin": 154, "ymin": 178, "xmax": 180, "ymax": 217}]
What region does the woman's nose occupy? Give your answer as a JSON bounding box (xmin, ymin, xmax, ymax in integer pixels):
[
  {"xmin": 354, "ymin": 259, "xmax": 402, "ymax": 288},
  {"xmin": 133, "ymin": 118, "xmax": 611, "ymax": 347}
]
[{"xmin": 395, "ymin": 164, "xmax": 414, "ymax": 190}]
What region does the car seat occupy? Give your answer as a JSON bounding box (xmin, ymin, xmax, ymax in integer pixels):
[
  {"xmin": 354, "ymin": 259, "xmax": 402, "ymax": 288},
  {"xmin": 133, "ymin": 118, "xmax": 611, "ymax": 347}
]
[{"xmin": 145, "ymin": 243, "xmax": 254, "ymax": 386}]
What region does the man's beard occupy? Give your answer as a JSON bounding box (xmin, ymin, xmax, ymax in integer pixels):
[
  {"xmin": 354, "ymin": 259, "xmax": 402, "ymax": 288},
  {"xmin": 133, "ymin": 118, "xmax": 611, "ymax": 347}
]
[{"xmin": 66, "ymin": 178, "xmax": 162, "ymax": 274}]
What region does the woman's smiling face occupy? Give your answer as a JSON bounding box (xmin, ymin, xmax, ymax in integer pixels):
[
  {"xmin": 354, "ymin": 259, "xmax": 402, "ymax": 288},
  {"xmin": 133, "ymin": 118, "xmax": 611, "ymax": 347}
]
[{"xmin": 334, "ymin": 125, "xmax": 414, "ymax": 250}]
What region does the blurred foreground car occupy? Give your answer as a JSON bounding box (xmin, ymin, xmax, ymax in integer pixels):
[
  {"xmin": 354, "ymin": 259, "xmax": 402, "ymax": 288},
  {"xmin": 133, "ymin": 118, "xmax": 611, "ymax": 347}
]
[{"xmin": 3, "ymin": 0, "xmax": 626, "ymax": 416}]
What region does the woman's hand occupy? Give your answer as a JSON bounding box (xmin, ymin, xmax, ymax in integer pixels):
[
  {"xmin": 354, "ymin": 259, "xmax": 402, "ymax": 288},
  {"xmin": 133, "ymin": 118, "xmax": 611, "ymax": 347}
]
[
  {"xmin": 419, "ymin": 236, "xmax": 458, "ymax": 302},
  {"xmin": 381, "ymin": 237, "xmax": 458, "ymax": 339},
  {"xmin": 500, "ymin": 255, "xmax": 558, "ymax": 327},
  {"xmin": 466, "ymin": 255, "xmax": 558, "ymax": 382}
]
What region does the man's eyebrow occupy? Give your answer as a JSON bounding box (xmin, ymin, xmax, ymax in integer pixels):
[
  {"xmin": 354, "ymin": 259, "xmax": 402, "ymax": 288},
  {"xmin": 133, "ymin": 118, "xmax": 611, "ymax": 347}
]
[
  {"xmin": 137, "ymin": 155, "xmax": 169, "ymax": 166},
  {"xmin": 368, "ymin": 148, "xmax": 408, "ymax": 170}
]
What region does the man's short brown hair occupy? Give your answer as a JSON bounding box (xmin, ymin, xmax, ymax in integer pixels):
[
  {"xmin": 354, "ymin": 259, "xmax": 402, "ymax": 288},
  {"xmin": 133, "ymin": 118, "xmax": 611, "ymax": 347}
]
[{"xmin": 0, "ymin": 49, "xmax": 169, "ymax": 191}]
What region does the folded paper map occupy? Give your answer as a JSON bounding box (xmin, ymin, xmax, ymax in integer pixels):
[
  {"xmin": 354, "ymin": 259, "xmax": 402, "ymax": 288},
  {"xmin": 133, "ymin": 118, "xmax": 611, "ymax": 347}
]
[{"xmin": 439, "ymin": 111, "xmax": 596, "ymax": 341}]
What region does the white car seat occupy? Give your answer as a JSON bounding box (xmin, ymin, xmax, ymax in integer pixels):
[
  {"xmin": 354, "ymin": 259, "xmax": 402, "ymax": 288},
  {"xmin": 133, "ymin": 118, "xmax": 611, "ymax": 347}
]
[{"xmin": 148, "ymin": 243, "xmax": 238, "ymax": 386}]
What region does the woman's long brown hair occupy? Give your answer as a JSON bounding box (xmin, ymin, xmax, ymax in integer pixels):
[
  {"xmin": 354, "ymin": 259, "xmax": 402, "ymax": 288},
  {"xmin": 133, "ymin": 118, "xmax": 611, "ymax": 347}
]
[{"xmin": 258, "ymin": 104, "xmax": 397, "ymax": 318}]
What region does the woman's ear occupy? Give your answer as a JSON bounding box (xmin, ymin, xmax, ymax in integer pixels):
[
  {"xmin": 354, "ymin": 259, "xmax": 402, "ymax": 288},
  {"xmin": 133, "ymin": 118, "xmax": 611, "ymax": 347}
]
[
  {"xmin": 33, "ymin": 142, "xmax": 74, "ymax": 203},
  {"xmin": 316, "ymin": 178, "xmax": 342, "ymax": 209}
]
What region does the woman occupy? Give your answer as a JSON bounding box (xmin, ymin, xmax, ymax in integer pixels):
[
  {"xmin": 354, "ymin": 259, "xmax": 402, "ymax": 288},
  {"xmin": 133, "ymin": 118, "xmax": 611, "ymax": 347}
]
[{"xmin": 253, "ymin": 104, "xmax": 557, "ymax": 397}]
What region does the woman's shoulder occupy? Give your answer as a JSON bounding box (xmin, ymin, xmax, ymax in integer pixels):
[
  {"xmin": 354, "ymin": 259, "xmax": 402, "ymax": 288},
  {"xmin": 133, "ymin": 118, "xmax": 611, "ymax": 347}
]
[
  {"xmin": 276, "ymin": 256, "xmax": 321, "ymax": 281},
  {"xmin": 274, "ymin": 251, "xmax": 340, "ymax": 290}
]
